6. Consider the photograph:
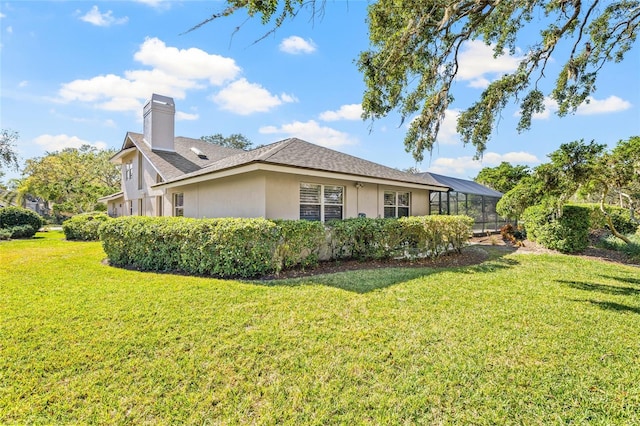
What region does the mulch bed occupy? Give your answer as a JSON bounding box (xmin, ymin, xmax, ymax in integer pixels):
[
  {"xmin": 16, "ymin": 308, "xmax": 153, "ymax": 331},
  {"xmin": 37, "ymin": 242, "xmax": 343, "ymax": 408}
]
[{"xmin": 263, "ymin": 235, "xmax": 639, "ymax": 280}]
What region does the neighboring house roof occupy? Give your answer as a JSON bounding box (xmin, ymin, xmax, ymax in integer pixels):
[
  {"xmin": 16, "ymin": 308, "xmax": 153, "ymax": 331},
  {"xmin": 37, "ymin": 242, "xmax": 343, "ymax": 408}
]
[
  {"xmin": 418, "ymin": 172, "xmax": 503, "ymax": 197},
  {"xmin": 156, "ymin": 138, "xmax": 449, "ymax": 190},
  {"xmin": 97, "ymin": 191, "xmax": 124, "ymax": 203},
  {"xmin": 120, "ymin": 132, "xmax": 245, "ymax": 181}
]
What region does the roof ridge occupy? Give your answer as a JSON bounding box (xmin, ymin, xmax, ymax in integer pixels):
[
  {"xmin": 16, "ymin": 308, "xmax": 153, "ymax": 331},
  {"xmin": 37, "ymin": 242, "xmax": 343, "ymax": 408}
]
[{"xmin": 254, "ymin": 138, "xmax": 296, "ymax": 161}]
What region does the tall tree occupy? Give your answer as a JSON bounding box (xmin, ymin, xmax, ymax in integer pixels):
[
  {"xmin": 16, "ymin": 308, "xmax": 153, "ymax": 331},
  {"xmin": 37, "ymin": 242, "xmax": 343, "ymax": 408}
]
[
  {"xmin": 19, "ymin": 145, "xmax": 120, "ymax": 216},
  {"xmin": 191, "ymin": 1, "xmax": 640, "ymax": 160},
  {"xmin": 475, "ymin": 162, "xmax": 531, "ymax": 194},
  {"xmin": 0, "ymin": 129, "xmax": 20, "ymax": 171},
  {"xmin": 496, "ymin": 139, "xmax": 606, "ymax": 218},
  {"xmin": 201, "ymin": 133, "xmax": 253, "ymax": 150}
]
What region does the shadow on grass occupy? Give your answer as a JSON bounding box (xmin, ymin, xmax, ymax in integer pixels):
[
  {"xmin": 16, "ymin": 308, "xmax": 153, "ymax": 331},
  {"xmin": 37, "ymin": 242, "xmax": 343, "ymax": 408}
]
[
  {"xmin": 558, "ymin": 280, "xmax": 640, "ymax": 296},
  {"xmin": 570, "ymin": 299, "xmax": 640, "ymax": 315},
  {"xmin": 599, "ymin": 275, "xmax": 640, "ymax": 286},
  {"xmin": 255, "ymin": 247, "xmax": 520, "ymax": 294}
]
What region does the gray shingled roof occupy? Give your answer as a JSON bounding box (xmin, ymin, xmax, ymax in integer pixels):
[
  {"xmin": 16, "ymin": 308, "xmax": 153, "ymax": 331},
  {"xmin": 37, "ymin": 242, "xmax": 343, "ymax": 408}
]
[
  {"xmin": 418, "ymin": 172, "xmax": 503, "ymax": 197},
  {"xmin": 159, "ymin": 138, "xmax": 448, "ymax": 189},
  {"xmin": 124, "ymin": 132, "xmax": 244, "ymax": 181}
]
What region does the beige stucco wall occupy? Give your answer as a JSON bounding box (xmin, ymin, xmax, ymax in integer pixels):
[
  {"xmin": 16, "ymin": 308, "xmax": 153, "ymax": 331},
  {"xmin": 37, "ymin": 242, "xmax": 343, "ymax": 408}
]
[
  {"xmin": 173, "ymin": 173, "xmax": 266, "ymax": 219},
  {"xmin": 265, "ymin": 171, "xmax": 429, "ymax": 219},
  {"xmin": 118, "ymin": 150, "xmax": 166, "ymax": 216},
  {"xmin": 168, "ymin": 170, "xmax": 431, "ymax": 220}
]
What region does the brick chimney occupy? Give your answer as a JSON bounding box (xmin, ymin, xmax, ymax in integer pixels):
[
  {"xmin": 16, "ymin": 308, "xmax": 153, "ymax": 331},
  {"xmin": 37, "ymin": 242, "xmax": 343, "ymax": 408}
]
[{"xmin": 143, "ymin": 94, "xmax": 175, "ymax": 152}]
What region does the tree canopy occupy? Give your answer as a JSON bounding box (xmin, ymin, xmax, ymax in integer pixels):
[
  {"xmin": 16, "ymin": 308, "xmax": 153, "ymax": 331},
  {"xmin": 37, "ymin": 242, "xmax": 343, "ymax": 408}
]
[
  {"xmin": 474, "ymin": 162, "xmax": 531, "ymax": 194},
  {"xmin": 19, "ymin": 145, "xmax": 120, "ymax": 216},
  {"xmin": 0, "ymin": 129, "xmax": 20, "ymax": 171},
  {"xmin": 200, "ymin": 133, "xmax": 253, "ymax": 150},
  {"xmin": 192, "ymin": 1, "xmax": 640, "ymax": 161},
  {"xmin": 495, "ymin": 136, "xmax": 640, "ymax": 241}
]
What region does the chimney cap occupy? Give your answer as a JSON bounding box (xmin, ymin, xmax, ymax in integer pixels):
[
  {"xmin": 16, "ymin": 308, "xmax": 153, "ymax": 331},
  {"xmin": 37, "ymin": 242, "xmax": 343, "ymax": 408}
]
[{"xmin": 150, "ymin": 93, "xmax": 174, "ymax": 106}]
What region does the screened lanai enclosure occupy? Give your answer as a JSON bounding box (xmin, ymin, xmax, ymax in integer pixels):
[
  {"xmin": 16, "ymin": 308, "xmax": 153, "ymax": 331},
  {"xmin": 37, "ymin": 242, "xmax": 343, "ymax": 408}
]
[{"xmin": 418, "ymin": 172, "xmax": 511, "ymax": 234}]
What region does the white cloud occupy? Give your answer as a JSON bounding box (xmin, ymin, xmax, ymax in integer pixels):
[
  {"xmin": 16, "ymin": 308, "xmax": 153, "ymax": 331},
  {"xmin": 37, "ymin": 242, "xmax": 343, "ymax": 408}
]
[
  {"xmin": 319, "ymin": 104, "xmax": 363, "ymax": 121},
  {"xmin": 34, "ymin": 134, "xmax": 108, "ymax": 151},
  {"xmin": 435, "ymin": 109, "xmax": 461, "ymax": 145},
  {"xmin": 259, "ymin": 120, "xmax": 357, "ymax": 148},
  {"xmin": 134, "ymin": 38, "xmax": 240, "ymax": 85},
  {"xmin": 6, "ymin": 26, "xmax": 12, "ymax": 34},
  {"xmin": 577, "ymin": 95, "xmax": 632, "ymax": 115},
  {"xmin": 457, "ymin": 40, "xmax": 522, "ymax": 88},
  {"xmin": 133, "ymin": 0, "xmax": 170, "ymax": 8},
  {"xmin": 176, "ymin": 111, "xmax": 199, "ymax": 121},
  {"xmin": 18, "ymin": 80, "xmax": 28, "ymax": 88},
  {"xmin": 0, "ymin": 13, "xmax": 5, "ymax": 18},
  {"xmin": 79, "ymin": 5, "xmax": 128, "ymax": 27},
  {"xmin": 279, "ymin": 36, "xmax": 317, "ymax": 54},
  {"xmin": 213, "ymin": 78, "xmax": 295, "ymax": 115},
  {"xmin": 519, "ymin": 95, "xmax": 631, "ymax": 120},
  {"xmin": 57, "ymin": 37, "xmax": 241, "ymax": 113},
  {"xmin": 427, "ymin": 151, "xmax": 540, "ymax": 178}
]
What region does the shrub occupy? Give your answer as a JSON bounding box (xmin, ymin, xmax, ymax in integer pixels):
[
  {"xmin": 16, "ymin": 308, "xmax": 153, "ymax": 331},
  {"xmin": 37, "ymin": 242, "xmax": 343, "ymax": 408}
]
[
  {"xmin": 63, "ymin": 212, "xmax": 111, "ymax": 241},
  {"xmin": 581, "ymin": 203, "xmax": 638, "ymax": 235},
  {"xmin": 100, "ymin": 217, "xmax": 281, "ymax": 278},
  {"xmin": 329, "ymin": 218, "xmax": 403, "ymax": 260},
  {"xmin": 522, "ymin": 204, "xmax": 589, "ymax": 253},
  {"xmin": 0, "ymin": 228, "xmax": 11, "ymax": 240},
  {"xmin": 500, "ymin": 223, "xmax": 526, "ymax": 244},
  {"xmin": 99, "ymin": 215, "xmax": 476, "ymax": 278},
  {"xmin": 273, "ymin": 220, "xmax": 325, "ymax": 271},
  {"xmin": 0, "ymin": 206, "xmax": 44, "ymax": 239},
  {"xmin": 399, "ymin": 215, "xmax": 474, "ymax": 257}
]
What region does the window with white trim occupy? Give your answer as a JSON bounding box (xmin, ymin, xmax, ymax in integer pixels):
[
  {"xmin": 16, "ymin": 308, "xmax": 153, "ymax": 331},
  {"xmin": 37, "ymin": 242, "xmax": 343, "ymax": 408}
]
[
  {"xmin": 173, "ymin": 193, "xmax": 184, "ymax": 217},
  {"xmin": 300, "ymin": 183, "xmax": 343, "ymax": 222},
  {"xmin": 124, "ymin": 161, "xmax": 133, "ymax": 181},
  {"xmin": 384, "ymin": 191, "xmax": 410, "ymax": 218}
]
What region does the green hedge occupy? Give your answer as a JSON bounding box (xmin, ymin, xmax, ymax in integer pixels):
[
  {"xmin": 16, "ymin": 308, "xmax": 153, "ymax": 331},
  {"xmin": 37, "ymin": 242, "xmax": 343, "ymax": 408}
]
[
  {"xmin": 0, "ymin": 206, "xmax": 45, "ymax": 239},
  {"xmin": 399, "ymin": 215, "xmax": 475, "ymax": 257},
  {"xmin": 580, "ymin": 203, "xmax": 638, "ymax": 235},
  {"xmin": 522, "ymin": 204, "xmax": 590, "ymax": 253},
  {"xmin": 63, "ymin": 212, "xmax": 112, "ymax": 241},
  {"xmin": 99, "ymin": 215, "xmax": 475, "ymax": 278}
]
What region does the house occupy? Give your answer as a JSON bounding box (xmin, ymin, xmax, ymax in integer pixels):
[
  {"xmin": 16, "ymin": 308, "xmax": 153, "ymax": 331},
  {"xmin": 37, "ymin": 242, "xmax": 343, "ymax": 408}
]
[
  {"xmin": 417, "ymin": 172, "xmax": 509, "ymax": 233},
  {"xmin": 100, "ymin": 94, "xmax": 502, "ymax": 224}
]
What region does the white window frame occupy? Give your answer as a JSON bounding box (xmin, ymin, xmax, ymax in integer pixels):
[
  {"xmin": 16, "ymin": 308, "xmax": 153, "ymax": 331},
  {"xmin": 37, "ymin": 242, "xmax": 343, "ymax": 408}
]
[
  {"xmin": 300, "ymin": 183, "xmax": 344, "ymax": 222},
  {"xmin": 124, "ymin": 161, "xmax": 133, "ymax": 181},
  {"xmin": 384, "ymin": 191, "xmax": 410, "ymax": 218},
  {"xmin": 173, "ymin": 193, "xmax": 184, "ymax": 217}
]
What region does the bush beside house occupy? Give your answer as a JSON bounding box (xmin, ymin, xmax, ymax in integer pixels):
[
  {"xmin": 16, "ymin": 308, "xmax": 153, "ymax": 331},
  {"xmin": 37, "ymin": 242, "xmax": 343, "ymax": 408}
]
[
  {"xmin": 99, "ymin": 215, "xmax": 474, "ymax": 278},
  {"xmin": 62, "ymin": 212, "xmax": 112, "ymax": 241},
  {"xmin": 0, "ymin": 206, "xmax": 45, "ymax": 240}
]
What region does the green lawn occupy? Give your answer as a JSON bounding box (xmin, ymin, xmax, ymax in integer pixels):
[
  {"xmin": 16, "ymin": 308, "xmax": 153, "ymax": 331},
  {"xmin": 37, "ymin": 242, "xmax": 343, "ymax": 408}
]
[{"xmin": 1, "ymin": 231, "xmax": 639, "ymax": 424}]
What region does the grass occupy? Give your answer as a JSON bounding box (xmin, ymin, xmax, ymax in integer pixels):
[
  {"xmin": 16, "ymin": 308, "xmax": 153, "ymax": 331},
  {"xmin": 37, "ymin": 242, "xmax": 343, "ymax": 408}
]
[{"xmin": 1, "ymin": 231, "xmax": 639, "ymax": 424}]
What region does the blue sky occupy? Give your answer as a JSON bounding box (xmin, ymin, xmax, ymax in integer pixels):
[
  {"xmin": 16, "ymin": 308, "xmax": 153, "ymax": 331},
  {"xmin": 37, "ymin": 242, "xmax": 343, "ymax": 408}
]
[{"xmin": 1, "ymin": 1, "xmax": 639, "ymax": 182}]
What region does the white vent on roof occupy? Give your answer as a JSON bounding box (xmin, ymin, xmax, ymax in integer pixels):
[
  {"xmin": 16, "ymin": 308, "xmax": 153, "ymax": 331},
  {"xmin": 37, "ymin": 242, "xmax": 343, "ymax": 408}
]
[{"xmin": 190, "ymin": 147, "xmax": 207, "ymax": 159}]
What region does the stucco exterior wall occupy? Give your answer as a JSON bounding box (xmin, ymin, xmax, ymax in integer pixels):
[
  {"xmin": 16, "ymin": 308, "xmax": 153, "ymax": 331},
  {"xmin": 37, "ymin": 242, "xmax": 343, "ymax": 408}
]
[
  {"xmin": 174, "ymin": 173, "xmax": 266, "ymax": 219},
  {"xmin": 119, "ymin": 150, "xmax": 166, "ymax": 216}
]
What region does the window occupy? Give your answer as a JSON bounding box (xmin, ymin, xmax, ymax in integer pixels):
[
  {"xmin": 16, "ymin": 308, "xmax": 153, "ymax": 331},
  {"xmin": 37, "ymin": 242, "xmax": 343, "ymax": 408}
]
[
  {"xmin": 137, "ymin": 155, "xmax": 143, "ymax": 190},
  {"xmin": 384, "ymin": 191, "xmax": 410, "ymax": 218},
  {"xmin": 300, "ymin": 183, "xmax": 343, "ymax": 222},
  {"xmin": 173, "ymin": 193, "xmax": 184, "ymax": 217},
  {"xmin": 124, "ymin": 161, "xmax": 133, "ymax": 180}
]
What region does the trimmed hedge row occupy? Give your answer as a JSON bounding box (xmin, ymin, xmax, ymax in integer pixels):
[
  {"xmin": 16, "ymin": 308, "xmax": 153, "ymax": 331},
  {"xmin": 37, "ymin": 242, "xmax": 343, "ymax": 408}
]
[
  {"xmin": 0, "ymin": 206, "xmax": 45, "ymax": 239},
  {"xmin": 99, "ymin": 215, "xmax": 474, "ymax": 278},
  {"xmin": 63, "ymin": 212, "xmax": 111, "ymax": 241},
  {"xmin": 522, "ymin": 204, "xmax": 590, "ymax": 253}
]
